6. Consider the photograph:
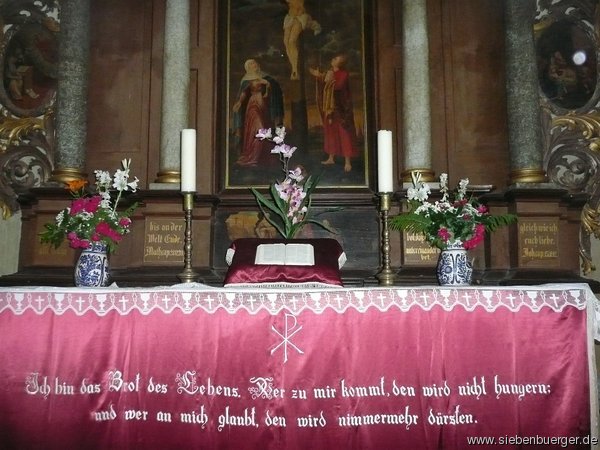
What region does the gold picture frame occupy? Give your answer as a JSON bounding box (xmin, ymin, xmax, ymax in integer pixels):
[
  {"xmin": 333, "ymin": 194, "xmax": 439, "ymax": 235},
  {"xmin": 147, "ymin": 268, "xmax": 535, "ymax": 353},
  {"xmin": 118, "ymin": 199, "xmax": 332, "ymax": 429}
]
[{"xmin": 221, "ymin": 0, "xmax": 371, "ymax": 190}]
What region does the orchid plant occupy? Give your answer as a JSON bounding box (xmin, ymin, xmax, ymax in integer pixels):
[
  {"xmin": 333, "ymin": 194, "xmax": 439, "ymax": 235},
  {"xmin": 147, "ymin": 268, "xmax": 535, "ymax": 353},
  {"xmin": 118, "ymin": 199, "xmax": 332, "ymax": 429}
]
[
  {"xmin": 40, "ymin": 159, "xmax": 139, "ymax": 253},
  {"xmin": 389, "ymin": 171, "xmax": 517, "ymax": 250},
  {"xmin": 252, "ymin": 127, "xmax": 336, "ymax": 239}
]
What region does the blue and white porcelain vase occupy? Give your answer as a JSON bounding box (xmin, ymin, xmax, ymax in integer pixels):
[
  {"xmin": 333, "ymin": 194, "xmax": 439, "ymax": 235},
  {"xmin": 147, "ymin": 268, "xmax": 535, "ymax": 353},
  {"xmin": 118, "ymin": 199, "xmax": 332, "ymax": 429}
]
[
  {"xmin": 436, "ymin": 242, "xmax": 473, "ymax": 286},
  {"xmin": 74, "ymin": 242, "xmax": 110, "ymax": 287}
]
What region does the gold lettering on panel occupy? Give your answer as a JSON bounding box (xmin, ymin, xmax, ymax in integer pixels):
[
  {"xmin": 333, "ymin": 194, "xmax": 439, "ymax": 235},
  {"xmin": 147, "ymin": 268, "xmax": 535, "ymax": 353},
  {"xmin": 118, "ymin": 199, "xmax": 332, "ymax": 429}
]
[
  {"xmin": 518, "ymin": 219, "xmax": 559, "ymax": 268},
  {"xmin": 403, "ymin": 232, "xmax": 439, "ymax": 266},
  {"xmin": 143, "ymin": 219, "xmax": 185, "ymax": 264}
]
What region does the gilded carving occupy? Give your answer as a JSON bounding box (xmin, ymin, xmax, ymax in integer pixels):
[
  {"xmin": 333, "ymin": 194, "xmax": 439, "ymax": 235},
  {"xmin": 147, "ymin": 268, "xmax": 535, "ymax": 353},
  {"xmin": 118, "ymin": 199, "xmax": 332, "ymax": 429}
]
[
  {"xmin": 537, "ymin": 0, "xmax": 600, "ymax": 274},
  {"xmin": 0, "ymin": 1, "xmax": 58, "ymax": 218},
  {"xmin": 547, "ymin": 111, "xmax": 600, "ymax": 273}
]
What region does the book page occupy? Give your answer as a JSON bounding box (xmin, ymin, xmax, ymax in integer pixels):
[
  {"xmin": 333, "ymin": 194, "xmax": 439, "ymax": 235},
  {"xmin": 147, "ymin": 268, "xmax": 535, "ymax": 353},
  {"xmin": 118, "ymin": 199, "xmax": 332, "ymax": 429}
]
[
  {"xmin": 254, "ymin": 243, "xmax": 286, "ymax": 265},
  {"xmin": 284, "ymin": 243, "xmax": 315, "ymax": 266},
  {"xmin": 254, "ymin": 243, "xmax": 315, "ymax": 265}
]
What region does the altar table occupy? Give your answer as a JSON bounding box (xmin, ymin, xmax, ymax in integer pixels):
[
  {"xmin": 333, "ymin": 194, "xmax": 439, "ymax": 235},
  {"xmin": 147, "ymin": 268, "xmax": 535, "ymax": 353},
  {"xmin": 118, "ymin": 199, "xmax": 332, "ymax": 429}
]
[{"xmin": 0, "ymin": 283, "xmax": 598, "ymax": 449}]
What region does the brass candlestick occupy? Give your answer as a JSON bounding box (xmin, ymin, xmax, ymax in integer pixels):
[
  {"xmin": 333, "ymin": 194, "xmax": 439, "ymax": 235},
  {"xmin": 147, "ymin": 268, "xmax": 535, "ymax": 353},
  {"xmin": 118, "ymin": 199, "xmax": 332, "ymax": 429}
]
[
  {"xmin": 178, "ymin": 192, "xmax": 200, "ymax": 283},
  {"xmin": 376, "ymin": 192, "xmax": 395, "ymax": 286}
]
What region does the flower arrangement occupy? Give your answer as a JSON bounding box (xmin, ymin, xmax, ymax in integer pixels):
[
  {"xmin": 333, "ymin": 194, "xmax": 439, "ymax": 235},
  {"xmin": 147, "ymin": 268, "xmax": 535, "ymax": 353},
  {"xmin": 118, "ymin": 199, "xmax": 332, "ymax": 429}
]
[
  {"xmin": 390, "ymin": 172, "xmax": 517, "ymax": 250},
  {"xmin": 252, "ymin": 127, "xmax": 335, "ymax": 239},
  {"xmin": 40, "ymin": 159, "xmax": 139, "ymax": 253}
]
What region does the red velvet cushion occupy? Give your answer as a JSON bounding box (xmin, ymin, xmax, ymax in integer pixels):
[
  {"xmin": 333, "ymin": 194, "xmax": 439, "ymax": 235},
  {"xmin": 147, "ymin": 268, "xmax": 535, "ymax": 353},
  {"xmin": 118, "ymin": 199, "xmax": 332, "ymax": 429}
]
[{"xmin": 224, "ymin": 238, "xmax": 344, "ymax": 286}]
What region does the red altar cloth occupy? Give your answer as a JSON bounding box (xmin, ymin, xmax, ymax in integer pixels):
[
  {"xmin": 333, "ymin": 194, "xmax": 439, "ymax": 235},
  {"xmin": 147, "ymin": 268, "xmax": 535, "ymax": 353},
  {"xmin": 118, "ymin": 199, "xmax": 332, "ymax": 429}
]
[{"xmin": 0, "ymin": 284, "xmax": 597, "ymax": 449}]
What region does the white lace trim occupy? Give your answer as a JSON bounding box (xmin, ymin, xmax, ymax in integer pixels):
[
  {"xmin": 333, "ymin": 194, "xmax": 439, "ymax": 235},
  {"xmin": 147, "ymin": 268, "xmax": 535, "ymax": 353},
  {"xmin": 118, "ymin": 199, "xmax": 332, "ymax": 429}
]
[{"xmin": 0, "ymin": 284, "xmax": 594, "ymax": 318}]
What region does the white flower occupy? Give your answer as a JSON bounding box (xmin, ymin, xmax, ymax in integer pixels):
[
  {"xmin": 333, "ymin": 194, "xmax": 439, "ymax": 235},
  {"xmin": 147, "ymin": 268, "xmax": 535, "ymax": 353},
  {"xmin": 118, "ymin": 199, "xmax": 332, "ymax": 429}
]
[
  {"xmin": 288, "ymin": 167, "xmax": 304, "ymax": 182},
  {"xmin": 439, "ymin": 173, "xmax": 448, "ymax": 190},
  {"xmin": 55, "ymin": 210, "xmax": 65, "ymax": 227},
  {"xmin": 112, "ymin": 169, "xmax": 130, "ymax": 191},
  {"xmin": 415, "ymin": 204, "xmax": 432, "ymax": 215},
  {"xmin": 273, "ymin": 126, "xmax": 286, "ymax": 144},
  {"xmin": 410, "ymin": 171, "xmax": 422, "ymax": 186},
  {"xmin": 272, "ymin": 143, "xmax": 296, "ymax": 158},
  {"xmin": 256, "ymin": 128, "xmax": 272, "ymax": 140},
  {"xmin": 439, "ymin": 173, "xmax": 449, "ymax": 201},
  {"xmin": 415, "ymin": 185, "xmax": 430, "ymax": 201},
  {"xmin": 406, "ymin": 187, "xmax": 419, "ymax": 201},
  {"xmin": 128, "ymin": 176, "xmax": 139, "ymax": 192},
  {"xmin": 95, "ymin": 170, "xmax": 111, "ymax": 188},
  {"xmin": 99, "ymin": 191, "xmax": 111, "ymax": 209},
  {"xmin": 457, "ymin": 178, "xmax": 469, "ymax": 199}
]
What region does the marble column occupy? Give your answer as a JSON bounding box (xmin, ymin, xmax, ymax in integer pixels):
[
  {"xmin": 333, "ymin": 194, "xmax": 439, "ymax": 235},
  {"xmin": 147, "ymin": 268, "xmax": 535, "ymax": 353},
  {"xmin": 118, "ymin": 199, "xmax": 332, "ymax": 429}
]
[
  {"xmin": 504, "ymin": 0, "xmax": 546, "ymax": 183},
  {"xmin": 401, "ymin": 0, "xmax": 434, "ymax": 183},
  {"xmin": 154, "ymin": 0, "xmax": 191, "ymax": 185},
  {"xmin": 50, "ymin": 0, "xmax": 90, "ymax": 183}
]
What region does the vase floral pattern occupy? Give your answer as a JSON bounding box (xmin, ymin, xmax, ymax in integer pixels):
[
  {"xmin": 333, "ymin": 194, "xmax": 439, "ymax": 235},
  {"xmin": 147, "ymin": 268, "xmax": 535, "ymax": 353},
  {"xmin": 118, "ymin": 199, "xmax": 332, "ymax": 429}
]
[
  {"xmin": 436, "ymin": 243, "xmax": 473, "ymax": 286},
  {"xmin": 74, "ymin": 242, "xmax": 110, "ymax": 287}
]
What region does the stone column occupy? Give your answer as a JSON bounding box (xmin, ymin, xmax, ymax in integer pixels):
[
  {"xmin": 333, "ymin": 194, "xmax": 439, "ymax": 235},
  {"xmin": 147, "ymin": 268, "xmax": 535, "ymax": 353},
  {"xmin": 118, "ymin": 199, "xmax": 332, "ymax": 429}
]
[
  {"xmin": 504, "ymin": 0, "xmax": 546, "ymax": 183},
  {"xmin": 154, "ymin": 0, "xmax": 191, "ymax": 185},
  {"xmin": 401, "ymin": 0, "xmax": 434, "ymax": 183},
  {"xmin": 50, "ymin": 0, "xmax": 90, "ymax": 183}
]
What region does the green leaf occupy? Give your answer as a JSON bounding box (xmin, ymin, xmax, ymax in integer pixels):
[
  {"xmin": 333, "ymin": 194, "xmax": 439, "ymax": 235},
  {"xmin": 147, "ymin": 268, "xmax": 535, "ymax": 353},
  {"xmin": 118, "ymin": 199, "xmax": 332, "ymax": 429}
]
[
  {"xmin": 389, "ymin": 213, "xmax": 432, "ymax": 234},
  {"xmin": 484, "ymin": 213, "xmax": 518, "ymax": 232},
  {"xmin": 250, "ymin": 188, "xmax": 287, "ymax": 238}
]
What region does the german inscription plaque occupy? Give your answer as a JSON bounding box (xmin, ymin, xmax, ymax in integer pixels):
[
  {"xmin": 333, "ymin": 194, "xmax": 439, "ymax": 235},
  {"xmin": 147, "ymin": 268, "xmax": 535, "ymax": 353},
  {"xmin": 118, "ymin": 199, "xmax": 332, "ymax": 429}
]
[
  {"xmin": 143, "ymin": 219, "xmax": 185, "ymax": 264},
  {"xmin": 518, "ymin": 218, "xmax": 559, "ymax": 268},
  {"xmin": 403, "ymin": 232, "xmax": 439, "ymax": 266}
]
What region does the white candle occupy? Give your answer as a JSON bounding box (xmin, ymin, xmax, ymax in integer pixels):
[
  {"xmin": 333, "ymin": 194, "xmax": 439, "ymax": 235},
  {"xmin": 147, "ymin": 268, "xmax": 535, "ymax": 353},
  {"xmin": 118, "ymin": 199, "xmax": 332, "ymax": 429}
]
[
  {"xmin": 377, "ymin": 130, "xmax": 394, "ymax": 192},
  {"xmin": 180, "ymin": 129, "xmax": 196, "ymax": 192}
]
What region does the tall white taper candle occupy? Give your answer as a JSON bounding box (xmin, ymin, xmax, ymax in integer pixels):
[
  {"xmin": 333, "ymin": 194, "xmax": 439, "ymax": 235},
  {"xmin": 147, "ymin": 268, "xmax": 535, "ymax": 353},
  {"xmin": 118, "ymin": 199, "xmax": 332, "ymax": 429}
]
[
  {"xmin": 180, "ymin": 129, "xmax": 196, "ymax": 192},
  {"xmin": 377, "ymin": 130, "xmax": 394, "ymax": 192}
]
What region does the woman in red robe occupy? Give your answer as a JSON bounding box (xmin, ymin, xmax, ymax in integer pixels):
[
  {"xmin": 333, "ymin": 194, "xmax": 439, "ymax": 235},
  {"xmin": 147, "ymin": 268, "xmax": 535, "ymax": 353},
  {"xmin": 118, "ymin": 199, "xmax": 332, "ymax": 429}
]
[
  {"xmin": 309, "ymin": 54, "xmax": 358, "ymax": 172},
  {"xmin": 233, "ymin": 59, "xmax": 284, "ymax": 166}
]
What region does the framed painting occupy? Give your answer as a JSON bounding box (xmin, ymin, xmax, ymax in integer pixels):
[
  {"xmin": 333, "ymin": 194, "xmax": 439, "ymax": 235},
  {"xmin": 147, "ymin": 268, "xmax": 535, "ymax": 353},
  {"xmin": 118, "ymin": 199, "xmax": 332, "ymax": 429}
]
[
  {"xmin": 0, "ymin": 20, "xmax": 58, "ymax": 118},
  {"xmin": 222, "ymin": 0, "xmax": 370, "ymax": 190}
]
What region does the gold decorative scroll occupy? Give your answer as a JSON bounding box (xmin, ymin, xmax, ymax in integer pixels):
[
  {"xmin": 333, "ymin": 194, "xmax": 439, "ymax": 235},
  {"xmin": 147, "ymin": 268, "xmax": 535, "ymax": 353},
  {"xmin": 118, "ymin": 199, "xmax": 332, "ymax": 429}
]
[
  {"xmin": 551, "ymin": 111, "xmax": 600, "ymax": 274},
  {"xmin": 0, "ymin": 114, "xmax": 46, "ymax": 153}
]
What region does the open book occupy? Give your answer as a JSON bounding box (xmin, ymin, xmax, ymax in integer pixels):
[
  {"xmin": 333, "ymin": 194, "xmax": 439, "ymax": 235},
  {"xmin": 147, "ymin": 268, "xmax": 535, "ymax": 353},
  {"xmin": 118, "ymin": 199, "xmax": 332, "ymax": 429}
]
[{"xmin": 254, "ymin": 243, "xmax": 315, "ymax": 266}]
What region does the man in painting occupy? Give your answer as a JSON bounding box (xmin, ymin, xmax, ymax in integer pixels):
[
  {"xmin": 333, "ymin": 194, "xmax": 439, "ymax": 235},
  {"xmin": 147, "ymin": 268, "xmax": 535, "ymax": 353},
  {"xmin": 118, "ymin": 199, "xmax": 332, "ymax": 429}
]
[
  {"xmin": 232, "ymin": 59, "xmax": 284, "ymax": 167},
  {"xmin": 283, "ymin": 0, "xmax": 321, "ymax": 80},
  {"xmin": 309, "ymin": 54, "xmax": 358, "ymax": 173},
  {"xmin": 5, "ymin": 46, "xmax": 39, "ymax": 101}
]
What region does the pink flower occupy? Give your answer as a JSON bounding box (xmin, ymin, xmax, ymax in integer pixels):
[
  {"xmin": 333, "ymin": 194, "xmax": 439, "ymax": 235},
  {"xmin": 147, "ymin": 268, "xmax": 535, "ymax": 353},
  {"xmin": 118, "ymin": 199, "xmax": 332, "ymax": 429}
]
[
  {"xmin": 95, "ymin": 221, "xmax": 122, "ymax": 242},
  {"xmin": 119, "ymin": 217, "xmax": 132, "ymax": 227},
  {"xmin": 477, "ymin": 205, "xmax": 488, "ymax": 213},
  {"xmin": 69, "ymin": 198, "xmax": 87, "ymax": 215},
  {"xmin": 271, "ymin": 143, "xmax": 296, "ymax": 158},
  {"xmin": 255, "ymin": 128, "xmax": 272, "ymax": 140},
  {"xmin": 68, "ymin": 236, "xmax": 90, "ymax": 249},
  {"xmin": 463, "ymin": 236, "xmax": 482, "ymax": 249},
  {"xmin": 463, "ymin": 224, "xmax": 486, "ymax": 249},
  {"xmin": 85, "ymin": 196, "xmax": 102, "ymax": 213},
  {"xmin": 69, "ymin": 195, "xmax": 102, "ymax": 215},
  {"xmin": 437, "ymin": 228, "xmax": 451, "ymax": 242}
]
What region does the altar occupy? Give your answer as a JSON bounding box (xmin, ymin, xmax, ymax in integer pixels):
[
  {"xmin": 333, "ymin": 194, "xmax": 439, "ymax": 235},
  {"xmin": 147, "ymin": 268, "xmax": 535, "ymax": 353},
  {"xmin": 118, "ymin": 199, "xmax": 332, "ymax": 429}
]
[{"xmin": 0, "ymin": 283, "xmax": 598, "ymax": 449}]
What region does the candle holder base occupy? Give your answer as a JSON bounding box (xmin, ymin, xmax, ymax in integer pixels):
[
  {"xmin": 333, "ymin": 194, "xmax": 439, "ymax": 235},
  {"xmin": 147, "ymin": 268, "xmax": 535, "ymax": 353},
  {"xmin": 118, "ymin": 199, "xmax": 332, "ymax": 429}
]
[
  {"xmin": 177, "ymin": 267, "xmax": 200, "ymax": 284},
  {"xmin": 375, "ymin": 268, "xmax": 396, "ymax": 286}
]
